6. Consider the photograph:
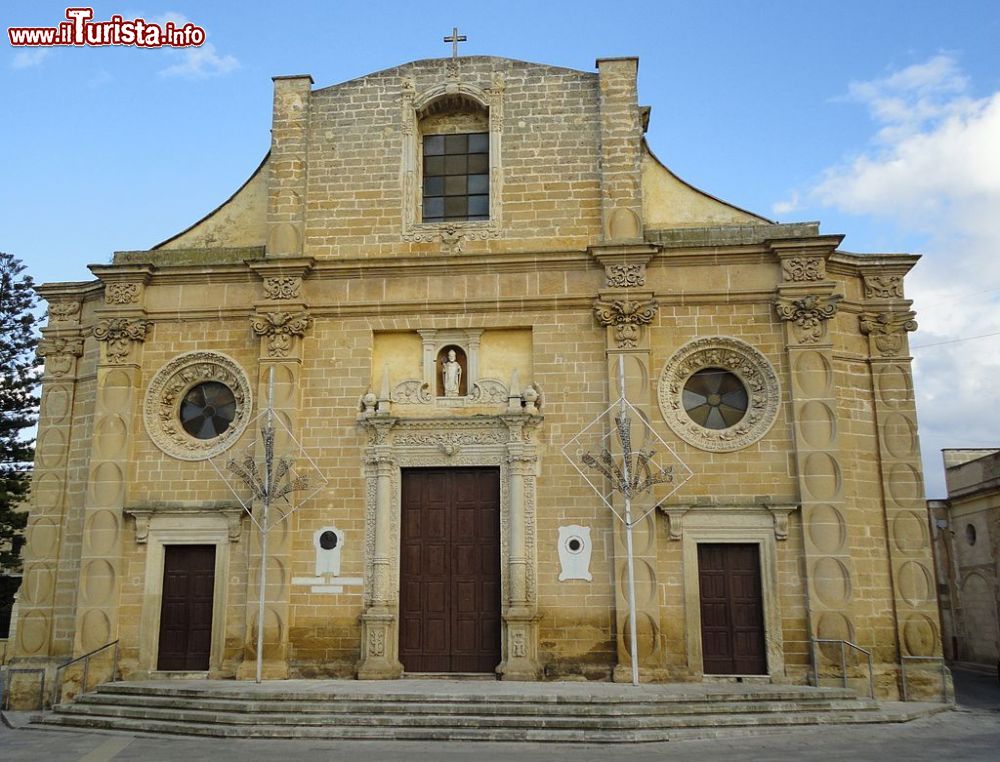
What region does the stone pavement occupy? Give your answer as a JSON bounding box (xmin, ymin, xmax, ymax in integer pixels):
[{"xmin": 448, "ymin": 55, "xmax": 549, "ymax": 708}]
[{"xmin": 1, "ymin": 669, "xmax": 998, "ymax": 761}]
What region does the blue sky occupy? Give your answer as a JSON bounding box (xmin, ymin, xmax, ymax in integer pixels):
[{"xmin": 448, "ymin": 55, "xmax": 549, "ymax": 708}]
[{"xmin": 3, "ymin": 1, "xmax": 999, "ymax": 497}]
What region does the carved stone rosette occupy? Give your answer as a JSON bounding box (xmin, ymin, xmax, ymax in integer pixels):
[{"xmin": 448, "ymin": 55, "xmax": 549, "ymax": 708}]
[
  {"xmin": 93, "ymin": 317, "xmax": 150, "ymax": 364},
  {"xmin": 781, "ymin": 256, "xmax": 825, "ymax": 282},
  {"xmin": 37, "ymin": 335, "xmax": 85, "ymax": 377},
  {"xmin": 142, "ymin": 351, "xmax": 253, "ymax": 461},
  {"xmin": 657, "ymin": 336, "xmax": 781, "ymax": 452},
  {"xmin": 249, "ymin": 311, "xmax": 311, "ymax": 358},
  {"xmin": 859, "ymin": 311, "xmax": 918, "ymax": 357},
  {"xmin": 593, "ymin": 298, "xmax": 659, "ymax": 349},
  {"xmin": 774, "ymin": 294, "xmax": 842, "ymax": 344}
]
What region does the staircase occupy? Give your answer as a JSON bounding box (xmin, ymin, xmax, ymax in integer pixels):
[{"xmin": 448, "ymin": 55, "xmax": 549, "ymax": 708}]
[{"xmin": 34, "ymin": 679, "xmax": 946, "ymax": 743}]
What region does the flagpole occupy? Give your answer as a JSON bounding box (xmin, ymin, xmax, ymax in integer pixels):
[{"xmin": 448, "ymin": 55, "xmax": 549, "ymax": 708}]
[{"xmin": 256, "ymin": 366, "xmax": 275, "ymax": 684}]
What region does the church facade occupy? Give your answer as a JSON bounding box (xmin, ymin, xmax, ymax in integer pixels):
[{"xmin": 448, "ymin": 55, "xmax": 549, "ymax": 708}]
[{"xmin": 11, "ymin": 53, "xmax": 946, "ymax": 702}]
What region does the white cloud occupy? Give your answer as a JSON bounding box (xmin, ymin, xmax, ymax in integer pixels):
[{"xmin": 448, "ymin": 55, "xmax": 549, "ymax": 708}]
[
  {"xmin": 808, "ymin": 55, "xmax": 1000, "ymax": 497},
  {"xmin": 159, "ymin": 42, "xmax": 240, "ymax": 79},
  {"xmin": 772, "ymin": 192, "xmax": 799, "ymax": 216},
  {"xmin": 11, "ymin": 49, "xmax": 51, "ymax": 69},
  {"xmin": 153, "ymin": 12, "xmax": 239, "ymax": 79}
]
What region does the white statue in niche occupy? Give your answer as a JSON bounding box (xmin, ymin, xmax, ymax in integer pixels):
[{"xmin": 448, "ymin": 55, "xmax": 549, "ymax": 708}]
[{"xmin": 442, "ymin": 349, "xmax": 462, "ymax": 397}]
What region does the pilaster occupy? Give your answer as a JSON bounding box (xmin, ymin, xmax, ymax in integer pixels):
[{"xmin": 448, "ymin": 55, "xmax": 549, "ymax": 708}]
[
  {"xmin": 596, "ymin": 58, "xmax": 644, "ymax": 243},
  {"xmin": 267, "ymin": 74, "xmax": 313, "ymax": 257},
  {"xmin": 237, "ymin": 301, "xmax": 312, "ymax": 680},
  {"xmin": 771, "ymin": 239, "xmax": 859, "ymax": 676},
  {"xmin": 591, "ymin": 266, "xmax": 667, "ymax": 681},
  {"xmin": 859, "ymin": 271, "xmax": 948, "ymax": 699},
  {"xmin": 72, "ymin": 297, "xmax": 150, "ymax": 667},
  {"xmin": 10, "ymin": 288, "xmax": 88, "ymax": 700}
]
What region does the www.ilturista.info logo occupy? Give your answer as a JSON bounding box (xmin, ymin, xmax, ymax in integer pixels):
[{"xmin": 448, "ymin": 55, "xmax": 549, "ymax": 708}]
[{"xmin": 8, "ymin": 7, "xmax": 206, "ymax": 48}]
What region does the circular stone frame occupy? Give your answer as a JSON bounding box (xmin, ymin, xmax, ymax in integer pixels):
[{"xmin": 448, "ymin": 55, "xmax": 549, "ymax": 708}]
[
  {"xmin": 658, "ymin": 336, "xmax": 780, "ymax": 452},
  {"xmin": 143, "ymin": 351, "xmax": 253, "ymax": 461}
]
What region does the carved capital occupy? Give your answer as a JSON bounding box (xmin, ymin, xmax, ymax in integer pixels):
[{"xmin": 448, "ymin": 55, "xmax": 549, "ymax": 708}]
[
  {"xmin": 37, "ymin": 335, "xmax": 84, "ymax": 377},
  {"xmin": 47, "ymin": 300, "xmax": 81, "ymax": 324},
  {"xmin": 859, "ymin": 310, "xmax": 918, "ymax": 357},
  {"xmin": 863, "ymin": 274, "xmax": 904, "ymax": 300},
  {"xmin": 262, "ymin": 276, "xmax": 301, "ymax": 300},
  {"xmin": 774, "ymin": 294, "xmax": 841, "ymax": 344},
  {"xmin": 105, "ymin": 282, "xmax": 141, "ymax": 304},
  {"xmin": 249, "ymin": 311, "xmax": 311, "ymax": 357},
  {"xmin": 781, "ymin": 256, "xmax": 825, "ymax": 282},
  {"xmin": 93, "ymin": 317, "xmax": 150, "ymax": 363},
  {"xmin": 605, "ymin": 263, "xmax": 645, "ymax": 288},
  {"xmin": 593, "ymin": 298, "xmax": 658, "ymax": 348}
]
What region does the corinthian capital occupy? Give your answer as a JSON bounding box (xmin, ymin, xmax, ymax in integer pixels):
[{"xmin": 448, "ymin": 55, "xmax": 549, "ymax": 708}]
[
  {"xmin": 37, "ymin": 335, "xmax": 85, "ymax": 377},
  {"xmin": 250, "ymin": 311, "xmax": 311, "ymax": 357},
  {"xmin": 775, "ymin": 294, "xmax": 842, "ymax": 344},
  {"xmin": 859, "ymin": 310, "xmax": 918, "ymax": 357},
  {"xmin": 593, "ymin": 298, "xmax": 659, "ymax": 349},
  {"xmin": 93, "ymin": 318, "xmax": 150, "ymax": 364}
]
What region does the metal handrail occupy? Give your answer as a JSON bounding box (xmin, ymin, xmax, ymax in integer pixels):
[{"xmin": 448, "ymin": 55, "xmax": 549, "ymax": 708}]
[
  {"xmin": 1, "ymin": 668, "xmax": 45, "ymax": 711},
  {"xmin": 51, "ymin": 640, "xmax": 120, "ymax": 708},
  {"xmin": 900, "ymin": 655, "xmax": 949, "ymax": 702},
  {"xmin": 811, "ymin": 638, "xmax": 875, "ymax": 699}
]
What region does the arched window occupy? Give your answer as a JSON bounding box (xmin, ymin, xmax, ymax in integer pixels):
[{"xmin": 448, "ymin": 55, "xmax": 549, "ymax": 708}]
[
  {"xmin": 400, "ymin": 77, "xmax": 504, "ymax": 245},
  {"xmin": 418, "ymin": 95, "xmax": 489, "ymax": 223}
]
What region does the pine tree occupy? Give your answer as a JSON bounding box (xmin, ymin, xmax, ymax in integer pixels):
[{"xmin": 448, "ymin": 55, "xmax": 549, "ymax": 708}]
[{"xmin": 0, "ymin": 252, "xmax": 38, "ymax": 572}]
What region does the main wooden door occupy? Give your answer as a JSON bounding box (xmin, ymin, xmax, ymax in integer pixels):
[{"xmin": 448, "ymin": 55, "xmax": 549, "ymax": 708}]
[
  {"xmin": 698, "ymin": 543, "xmax": 767, "ymax": 675},
  {"xmin": 399, "ymin": 468, "xmax": 501, "ymax": 673},
  {"xmin": 157, "ymin": 545, "xmax": 215, "ymax": 671}
]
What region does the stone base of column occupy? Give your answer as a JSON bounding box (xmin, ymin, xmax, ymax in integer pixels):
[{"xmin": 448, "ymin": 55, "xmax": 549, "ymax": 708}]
[
  {"xmin": 236, "ymin": 658, "xmax": 289, "ymax": 681},
  {"xmin": 497, "ymin": 607, "xmax": 541, "ymax": 681},
  {"xmin": 356, "ymin": 607, "xmax": 403, "ymax": 680},
  {"xmin": 612, "ymin": 663, "xmax": 671, "ymax": 684},
  {"xmin": 4, "ymin": 656, "xmax": 62, "ymax": 709}
]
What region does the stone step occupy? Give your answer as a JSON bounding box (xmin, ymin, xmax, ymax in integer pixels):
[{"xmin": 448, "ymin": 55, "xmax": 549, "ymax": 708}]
[
  {"xmin": 35, "ymin": 707, "xmax": 931, "ymax": 743},
  {"xmin": 66, "ymin": 692, "xmax": 874, "ymax": 718},
  {"xmin": 91, "ymin": 682, "xmax": 862, "ymax": 705},
  {"xmin": 47, "ymin": 701, "xmax": 878, "ymax": 730}
]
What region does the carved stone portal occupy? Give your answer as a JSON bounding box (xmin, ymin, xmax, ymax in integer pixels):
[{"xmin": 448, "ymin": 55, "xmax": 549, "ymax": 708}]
[{"xmin": 356, "ymin": 412, "xmax": 542, "ymax": 680}]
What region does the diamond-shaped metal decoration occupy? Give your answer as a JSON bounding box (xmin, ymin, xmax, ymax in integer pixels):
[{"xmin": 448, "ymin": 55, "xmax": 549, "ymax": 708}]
[
  {"xmin": 209, "ymin": 407, "xmax": 327, "ymax": 534},
  {"xmin": 561, "ymin": 396, "xmax": 692, "ymax": 526}
]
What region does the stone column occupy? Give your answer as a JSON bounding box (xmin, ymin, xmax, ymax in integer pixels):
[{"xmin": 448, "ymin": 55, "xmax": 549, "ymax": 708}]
[
  {"xmin": 358, "ymin": 418, "xmax": 404, "ymax": 679},
  {"xmin": 72, "ymin": 310, "xmax": 150, "ymax": 672},
  {"xmin": 267, "ymin": 74, "xmax": 312, "ymax": 258},
  {"xmin": 591, "ymin": 258, "xmax": 668, "ymax": 681},
  {"xmin": 859, "ymin": 270, "xmax": 949, "ymax": 699},
  {"xmin": 238, "ymin": 307, "xmax": 311, "ymax": 679},
  {"xmin": 8, "ymin": 291, "xmax": 86, "ymax": 706},
  {"xmin": 498, "ymin": 414, "xmax": 542, "ymax": 680},
  {"xmin": 596, "ymin": 58, "xmax": 644, "ymax": 243},
  {"xmin": 772, "ymin": 241, "xmax": 860, "ymax": 682}
]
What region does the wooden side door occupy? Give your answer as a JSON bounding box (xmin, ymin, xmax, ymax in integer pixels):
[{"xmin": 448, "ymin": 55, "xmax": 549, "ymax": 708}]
[
  {"xmin": 399, "ymin": 468, "xmax": 501, "ymax": 673},
  {"xmin": 698, "ymin": 543, "xmax": 767, "ymax": 675},
  {"xmin": 157, "ymin": 544, "xmax": 215, "ymax": 671}
]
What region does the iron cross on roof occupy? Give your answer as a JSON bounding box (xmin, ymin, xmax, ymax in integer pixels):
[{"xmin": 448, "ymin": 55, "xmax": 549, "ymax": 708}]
[{"xmin": 443, "ymin": 27, "xmax": 467, "ymax": 59}]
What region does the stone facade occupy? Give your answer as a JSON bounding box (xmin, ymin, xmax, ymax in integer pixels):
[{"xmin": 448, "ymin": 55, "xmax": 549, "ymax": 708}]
[
  {"xmin": 930, "ymin": 449, "xmax": 1000, "ymax": 670},
  {"xmin": 8, "ymin": 54, "xmax": 947, "ymax": 705}
]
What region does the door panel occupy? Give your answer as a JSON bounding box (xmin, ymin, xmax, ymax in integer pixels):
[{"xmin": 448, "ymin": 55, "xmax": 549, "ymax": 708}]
[
  {"xmin": 698, "ymin": 543, "xmax": 766, "ymax": 675},
  {"xmin": 399, "ymin": 468, "xmax": 501, "ymax": 673},
  {"xmin": 157, "ymin": 545, "xmax": 215, "ymax": 671}
]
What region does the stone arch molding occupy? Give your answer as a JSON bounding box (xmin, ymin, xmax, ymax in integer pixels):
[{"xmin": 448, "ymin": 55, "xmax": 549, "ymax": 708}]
[
  {"xmin": 143, "ymin": 351, "xmax": 254, "ymax": 461},
  {"xmin": 658, "ymin": 336, "xmax": 780, "ymax": 452},
  {"xmin": 400, "ymin": 72, "xmax": 505, "ymax": 249}
]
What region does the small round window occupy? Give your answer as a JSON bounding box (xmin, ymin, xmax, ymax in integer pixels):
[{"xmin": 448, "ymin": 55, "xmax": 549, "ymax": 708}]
[
  {"xmin": 682, "ymin": 368, "xmax": 749, "ymax": 430},
  {"xmin": 180, "ymin": 382, "xmax": 237, "ymax": 440}
]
